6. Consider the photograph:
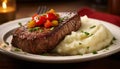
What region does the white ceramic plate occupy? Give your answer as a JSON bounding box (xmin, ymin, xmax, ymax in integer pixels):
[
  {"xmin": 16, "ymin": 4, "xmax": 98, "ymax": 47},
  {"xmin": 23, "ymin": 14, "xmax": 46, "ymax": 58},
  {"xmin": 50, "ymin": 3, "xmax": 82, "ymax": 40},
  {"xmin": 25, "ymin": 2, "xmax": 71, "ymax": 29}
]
[{"xmin": 0, "ymin": 13, "xmax": 120, "ymax": 63}]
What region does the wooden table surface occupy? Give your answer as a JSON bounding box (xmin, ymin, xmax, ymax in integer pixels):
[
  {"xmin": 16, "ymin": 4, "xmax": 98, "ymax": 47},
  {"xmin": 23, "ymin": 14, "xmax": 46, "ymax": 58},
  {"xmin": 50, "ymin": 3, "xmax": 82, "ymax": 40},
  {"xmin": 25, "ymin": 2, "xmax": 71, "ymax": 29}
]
[{"xmin": 0, "ymin": 1, "xmax": 120, "ymax": 69}]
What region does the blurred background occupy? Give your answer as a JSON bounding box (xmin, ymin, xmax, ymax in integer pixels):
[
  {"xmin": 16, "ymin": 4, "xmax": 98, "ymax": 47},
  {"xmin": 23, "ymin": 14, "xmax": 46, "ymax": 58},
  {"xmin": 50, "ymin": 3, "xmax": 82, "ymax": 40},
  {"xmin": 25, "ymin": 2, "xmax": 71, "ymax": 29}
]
[
  {"xmin": 16, "ymin": 0, "xmax": 107, "ymax": 18},
  {"xmin": 0, "ymin": 0, "xmax": 120, "ymax": 23}
]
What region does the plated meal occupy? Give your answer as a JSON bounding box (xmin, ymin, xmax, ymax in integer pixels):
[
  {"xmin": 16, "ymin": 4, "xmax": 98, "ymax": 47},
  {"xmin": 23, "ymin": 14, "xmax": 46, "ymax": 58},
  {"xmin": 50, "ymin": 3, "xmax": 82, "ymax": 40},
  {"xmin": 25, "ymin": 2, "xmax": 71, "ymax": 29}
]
[
  {"xmin": 0, "ymin": 9, "xmax": 120, "ymax": 63},
  {"xmin": 11, "ymin": 9, "xmax": 81, "ymax": 55}
]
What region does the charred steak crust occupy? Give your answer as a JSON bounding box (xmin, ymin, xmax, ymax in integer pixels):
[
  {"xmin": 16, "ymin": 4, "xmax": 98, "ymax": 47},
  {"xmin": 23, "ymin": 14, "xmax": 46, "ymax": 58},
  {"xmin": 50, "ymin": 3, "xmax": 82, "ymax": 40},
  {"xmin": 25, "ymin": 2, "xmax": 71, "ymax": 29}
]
[{"xmin": 11, "ymin": 13, "xmax": 81, "ymax": 54}]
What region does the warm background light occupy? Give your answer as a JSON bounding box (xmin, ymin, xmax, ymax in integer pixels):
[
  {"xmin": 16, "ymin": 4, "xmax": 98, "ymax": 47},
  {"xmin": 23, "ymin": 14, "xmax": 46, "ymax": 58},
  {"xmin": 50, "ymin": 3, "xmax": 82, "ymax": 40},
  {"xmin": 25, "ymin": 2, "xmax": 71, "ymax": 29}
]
[
  {"xmin": 0, "ymin": 0, "xmax": 16, "ymax": 24},
  {"xmin": 2, "ymin": 0, "xmax": 7, "ymax": 9}
]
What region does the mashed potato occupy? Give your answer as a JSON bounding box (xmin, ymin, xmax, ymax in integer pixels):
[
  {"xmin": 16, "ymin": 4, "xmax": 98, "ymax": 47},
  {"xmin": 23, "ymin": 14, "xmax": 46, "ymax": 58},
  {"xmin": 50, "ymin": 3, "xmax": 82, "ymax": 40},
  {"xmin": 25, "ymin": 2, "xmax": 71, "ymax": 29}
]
[{"xmin": 53, "ymin": 16, "xmax": 113, "ymax": 55}]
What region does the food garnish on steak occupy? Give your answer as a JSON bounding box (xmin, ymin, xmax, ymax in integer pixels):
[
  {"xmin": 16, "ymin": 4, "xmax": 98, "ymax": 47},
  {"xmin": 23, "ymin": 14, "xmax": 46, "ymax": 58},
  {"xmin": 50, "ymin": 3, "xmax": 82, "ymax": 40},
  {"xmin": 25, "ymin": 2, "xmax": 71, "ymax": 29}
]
[{"xmin": 11, "ymin": 9, "xmax": 81, "ymax": 54}]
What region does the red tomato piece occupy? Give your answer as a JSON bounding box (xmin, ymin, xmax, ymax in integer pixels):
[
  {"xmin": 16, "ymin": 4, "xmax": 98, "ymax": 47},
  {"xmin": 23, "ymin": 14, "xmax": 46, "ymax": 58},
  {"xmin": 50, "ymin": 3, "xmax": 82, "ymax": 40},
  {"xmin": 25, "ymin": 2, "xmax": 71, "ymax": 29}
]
[
  {"xmin": 46, "ymin": 13, "xmax": 58, "ymax": 21},
  {"xmin": 44, "ymin": 20, "xmax": 52, "ymax": 28},
  {"xmin": 36, "ymin": 16, "xmax": 47, "ymax": 26}
]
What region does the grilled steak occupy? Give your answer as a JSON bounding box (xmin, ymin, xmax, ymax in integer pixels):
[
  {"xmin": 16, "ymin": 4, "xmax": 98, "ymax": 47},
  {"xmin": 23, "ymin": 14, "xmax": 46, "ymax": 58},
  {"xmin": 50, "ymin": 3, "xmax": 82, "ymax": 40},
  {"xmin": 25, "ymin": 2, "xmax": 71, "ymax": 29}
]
[{"xmin": 11, "ymin": 13, "xmax": 81, "ymax": 54}]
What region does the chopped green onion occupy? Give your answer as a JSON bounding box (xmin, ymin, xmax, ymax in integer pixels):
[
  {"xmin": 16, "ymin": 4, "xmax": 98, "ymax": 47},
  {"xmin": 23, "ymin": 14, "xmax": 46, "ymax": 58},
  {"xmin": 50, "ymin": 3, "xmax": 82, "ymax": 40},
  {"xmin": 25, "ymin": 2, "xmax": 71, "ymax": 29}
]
[
  {"xmin": 81, "ymin": 31, "xmax": 90, "ymax": 36},
  {"xmin": 90, "ymin": 25, "xmax": 96, "ymax": 29},
  {"xmin": 79, "ymin": 42, "xmax": 82, "ymax": 45},
  {"xmin": 84, "ymin": 32, "xmax": 89, "ymax": 35},
  {"xmin": 34, "ymin": 27, "xmax": 40, "ymax": 31},
  {"xmin": 28, "ymin": 27, "xmax": 40, "ymax": 32},
  {"xmin": 14, "ymin": 48, "xmax": 21, "ymax": 52},
  {"xmin": 92, "ymin": 51, "xmax": 97, "ymax": 54},
  {"xmin": 18, "ymin": 22, "xmax": 22, "ymax": 27},
  {"xmin": 58, "ymin": 18, "xmax": 64, "ymax": 23},
  {"xmin": 6, "ymin": 42, "xmax": 9, "ymax": 45},
  {"xmin": 87, "ymin": 46, "xmax": 89, "ymax": 49},
  {"xmin": 28, "ymin": 28, "xmax": 33, "ymax": 32}
]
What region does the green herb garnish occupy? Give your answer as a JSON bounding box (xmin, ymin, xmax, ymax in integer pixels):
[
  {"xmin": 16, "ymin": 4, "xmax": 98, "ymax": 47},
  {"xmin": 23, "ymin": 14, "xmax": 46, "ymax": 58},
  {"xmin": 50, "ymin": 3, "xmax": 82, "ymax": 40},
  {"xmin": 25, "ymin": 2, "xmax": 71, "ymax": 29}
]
[
  {"xmin": 79, "ymin": 53, "xmax": 83, "ymax": 56},
  {"xmin": 29, "ymin": 27, "xmax": 40, "ymax": 32},
  {"xmin": 34, "ymin": 27, "xmax": 40, "ymax": 30},
  {"xmin": 14, "ymin": 48, "xmax": 21, "ymax": 52},
  {"xmin": 81, "ymin": 31, "xmax": 90, "ymax": 36},
  {"xmin": 28, "ymin": 28, "xmax": 33, "ymax": 32},
  {"xmin": 87, "ymin": 46, "xmax": 89, "ymax": 49},
  {"xmin": 5, "ymin": 42, "xmax": 9, "ymax": 45},
  {"xmin": 18, "ymin": 22, "xmax": 22, "ymax": 27},
  {"xmin": 79, "ymin": 42, "xmax": 82, "ymax": 45},
  {"xmin": 90, "ymin": 25, "xmax": 96, "ymax": 29},
  {"xmin": 84, "ymin": 32, "xmax": 90, "ymax": 35},
  {"xmin": 92, "ymin": 51, "xmax": 97, "ymax": 54},
  {"xmin": 58, "ymin": 18, "xmax": 64, "ymax": 23}
]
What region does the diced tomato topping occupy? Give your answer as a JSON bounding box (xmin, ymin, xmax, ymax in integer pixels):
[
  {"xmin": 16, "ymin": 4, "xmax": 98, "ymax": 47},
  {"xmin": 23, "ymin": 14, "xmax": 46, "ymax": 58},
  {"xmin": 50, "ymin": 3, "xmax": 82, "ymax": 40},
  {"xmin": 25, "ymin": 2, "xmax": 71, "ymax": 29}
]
[
  {"xmin": 28, "ymin": 9, "xmax": 60, "ymax": 28},
  {"xmin": 44, "ymin": 20, "xmax": 52, "ymax": 28},
  {"xmin": 46, "ymin": 13, "xmax": 58, "ymax": 21},
  {"xmin": 35, "ymin": 15, "xmax": 47, "ymax": 26}
]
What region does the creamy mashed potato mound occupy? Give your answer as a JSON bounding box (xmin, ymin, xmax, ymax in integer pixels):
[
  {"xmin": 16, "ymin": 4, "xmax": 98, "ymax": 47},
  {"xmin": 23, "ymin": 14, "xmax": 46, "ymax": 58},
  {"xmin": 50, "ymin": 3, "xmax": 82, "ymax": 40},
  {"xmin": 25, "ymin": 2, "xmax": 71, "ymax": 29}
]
[{"xmin": 53, "ymin": 16, "xmax": 113, "ymax": 55}]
